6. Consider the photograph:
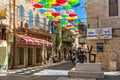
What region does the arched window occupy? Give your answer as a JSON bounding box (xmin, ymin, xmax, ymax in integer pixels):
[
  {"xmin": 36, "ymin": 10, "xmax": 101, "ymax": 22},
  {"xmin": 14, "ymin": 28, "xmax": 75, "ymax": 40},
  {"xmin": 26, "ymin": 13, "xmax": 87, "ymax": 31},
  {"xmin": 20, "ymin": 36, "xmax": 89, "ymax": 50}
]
[
  {"xmin": 19, "ymin": 5, "xmax": 24, "ymax": 20},
  {"xmin": 43, "ymin": 18, "xmax": 46, "ymax": 28},
  {"xmin": 109, "ymin": 0, "xmax": 118, "ymax": 16},
  {"xmin": 51, "ymin": 21, "xmax": 55, "ymax": 34},
  {"xmin": 35, "ymin": 14, "xmax": 40, "ymax": 27},
  {"xmin": 28, "ymin": 10, "xmax": 33, "ymax": 28}
]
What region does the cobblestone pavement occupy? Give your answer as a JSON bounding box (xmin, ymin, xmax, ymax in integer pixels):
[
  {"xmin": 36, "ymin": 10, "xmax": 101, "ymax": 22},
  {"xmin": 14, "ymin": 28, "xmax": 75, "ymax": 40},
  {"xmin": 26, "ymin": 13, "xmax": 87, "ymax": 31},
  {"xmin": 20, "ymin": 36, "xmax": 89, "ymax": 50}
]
[{"xmin": 0, "ymin": 62, "xmax": 120, "ymax": 80}]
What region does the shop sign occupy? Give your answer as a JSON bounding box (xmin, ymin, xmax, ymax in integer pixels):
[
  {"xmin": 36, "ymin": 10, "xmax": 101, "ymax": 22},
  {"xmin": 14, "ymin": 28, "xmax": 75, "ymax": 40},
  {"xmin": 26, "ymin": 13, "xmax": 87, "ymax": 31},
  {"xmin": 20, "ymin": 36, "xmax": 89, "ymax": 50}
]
[
  {"xmin": 0, "ymin": 8, "xmax": 6, "ymax": 19},
  {"xmin": 87, "ymin": 28, "xmax": 112, "ymax": 39},
  {"xmin": 7, "ymin": 33, "xmax": 14, "ymax": 42},
  {"xmin": 0, "ymin": 47, "xmax": 8, "ymax": 72}
]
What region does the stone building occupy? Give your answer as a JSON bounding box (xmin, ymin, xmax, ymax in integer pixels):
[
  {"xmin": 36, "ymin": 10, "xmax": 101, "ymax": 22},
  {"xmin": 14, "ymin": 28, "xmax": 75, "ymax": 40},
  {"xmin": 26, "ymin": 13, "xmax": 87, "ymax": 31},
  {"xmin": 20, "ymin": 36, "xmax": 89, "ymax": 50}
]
[
  {"xmin": 86, "ymin": 0, "xmax": 120, "ymax": 71},
  {"xmin": 0, "ymin": 0, "xmax": 55, "ymax": 70}
]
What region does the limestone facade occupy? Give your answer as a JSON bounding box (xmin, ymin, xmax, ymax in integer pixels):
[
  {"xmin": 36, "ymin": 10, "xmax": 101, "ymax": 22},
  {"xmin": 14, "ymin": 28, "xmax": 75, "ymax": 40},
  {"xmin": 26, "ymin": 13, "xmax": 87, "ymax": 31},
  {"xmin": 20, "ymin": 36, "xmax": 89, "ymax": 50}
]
[
  {"xmin": 86, "ymin": 0, "xmax": 120, "ymax": 71},
  {"xmin": 0, "ymin": 0, "xmax": 54, "ymax": 69}
]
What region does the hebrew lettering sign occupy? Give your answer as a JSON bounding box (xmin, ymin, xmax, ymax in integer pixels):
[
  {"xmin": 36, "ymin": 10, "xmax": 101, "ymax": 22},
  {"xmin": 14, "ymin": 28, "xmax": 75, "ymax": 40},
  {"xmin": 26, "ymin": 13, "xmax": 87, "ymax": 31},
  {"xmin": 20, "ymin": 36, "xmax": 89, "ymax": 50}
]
[{"xmin": 87, "ymin": 28, "xmax": 112, "ymax": 39}]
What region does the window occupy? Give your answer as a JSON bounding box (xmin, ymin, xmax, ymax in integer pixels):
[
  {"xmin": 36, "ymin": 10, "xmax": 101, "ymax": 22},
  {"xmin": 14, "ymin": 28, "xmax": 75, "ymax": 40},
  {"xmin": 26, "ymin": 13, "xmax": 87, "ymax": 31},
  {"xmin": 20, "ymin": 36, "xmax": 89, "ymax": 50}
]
[
  {"xmin": 43, "ymin": 18, "xmax": 46, "ymax": 28},
  {"xmin": 36, "ymin": 48, "xmax": 42, "ymax": 63},
  {"xmin": 18, "ymin": 47, "xmax": 24, "ymax": 65},
  {"xmin": 28, "ymin": 10, "xmax": 33, "ymax": 28},
  {"xmin": 97, "ymin": 43, "xmax": 104, "ymax": 52},
  {"xmin": 109, "ymin": 0, "xmax": 118, "ymax": 16},
  {"xmin": 35, "ymin": 14, "xmax": 40, "ymax": 27},
  {"xmin": 19, "ymin": 5, "xmax": 24, "ymax": 20}
]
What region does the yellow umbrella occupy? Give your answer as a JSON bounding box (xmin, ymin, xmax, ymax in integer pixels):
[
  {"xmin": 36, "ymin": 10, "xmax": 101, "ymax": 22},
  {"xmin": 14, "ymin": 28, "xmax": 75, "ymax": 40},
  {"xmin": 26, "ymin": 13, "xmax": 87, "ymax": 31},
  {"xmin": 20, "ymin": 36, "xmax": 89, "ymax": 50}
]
[
  {"xmin": 44, "ymin": 12, "xmax": 52, "ymax": 16},
  {"xmin": 72, "ymin": 16, "xmax": 78, "ymax": 20},
  {"xmin": 56, "ymin": 16, "xmax": 63, "ymax": 20},
  {"xmin": 48, "ymin": 0, "xmax": 56, "ymax": 5},
  {"xmin": 34, "ymin": 0, "xmax": 42, "ymax": 2}
]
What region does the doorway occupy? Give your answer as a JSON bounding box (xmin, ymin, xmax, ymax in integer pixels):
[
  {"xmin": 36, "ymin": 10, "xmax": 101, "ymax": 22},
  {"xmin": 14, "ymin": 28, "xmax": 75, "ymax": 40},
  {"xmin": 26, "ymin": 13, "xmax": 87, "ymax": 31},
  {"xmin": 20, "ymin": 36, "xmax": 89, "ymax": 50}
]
[{"xmin": 28, "ymin": 48, "xmax": 33, "ymax": 66}]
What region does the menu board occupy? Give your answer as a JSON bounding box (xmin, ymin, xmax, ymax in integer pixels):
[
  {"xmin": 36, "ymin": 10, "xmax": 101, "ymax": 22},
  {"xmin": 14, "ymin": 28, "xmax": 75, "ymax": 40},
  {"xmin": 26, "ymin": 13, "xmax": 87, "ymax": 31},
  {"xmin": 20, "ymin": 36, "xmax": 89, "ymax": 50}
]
[{"xmin": 0, "ymin": 47, "xmax": 8, "ymax": 72}]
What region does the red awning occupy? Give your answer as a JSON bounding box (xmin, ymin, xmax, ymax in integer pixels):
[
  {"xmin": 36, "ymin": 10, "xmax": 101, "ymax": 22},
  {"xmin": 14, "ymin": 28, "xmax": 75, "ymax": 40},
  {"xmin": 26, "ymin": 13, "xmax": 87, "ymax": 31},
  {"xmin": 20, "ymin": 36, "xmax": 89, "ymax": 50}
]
[{"xmin": 16, "ymin": 34, "xmax": 53, "ymax": 46}]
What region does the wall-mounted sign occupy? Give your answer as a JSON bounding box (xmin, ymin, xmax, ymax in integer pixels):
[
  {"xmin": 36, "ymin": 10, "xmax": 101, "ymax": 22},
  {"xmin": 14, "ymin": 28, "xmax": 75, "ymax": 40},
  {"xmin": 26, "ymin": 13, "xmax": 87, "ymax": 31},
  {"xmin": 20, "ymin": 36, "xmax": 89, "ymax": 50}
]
[
  {"xmin": 7, "ymin": 33, "xmax": 14, "ymax": 42},
  {"xmin": 0, "ymin": 8, "xmax": 6, "ymax": 19},
  {"xmin": 97, "ymin": 43, "xmax": 104, "ymax": 52},
  {"xmin": 87, "ymin": 28, "xmax": 112, "ymax": 39}
]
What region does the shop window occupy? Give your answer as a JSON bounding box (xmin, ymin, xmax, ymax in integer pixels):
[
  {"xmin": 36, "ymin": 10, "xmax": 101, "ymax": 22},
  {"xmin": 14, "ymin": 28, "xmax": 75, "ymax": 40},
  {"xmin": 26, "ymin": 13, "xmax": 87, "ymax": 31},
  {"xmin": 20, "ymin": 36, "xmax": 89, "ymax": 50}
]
[
  {"xmin": 18, "ymin": 47, "xmax": 24, "ymax": 65},
  {"xmin": 97, "ymin": 43, "xmax": 104, "ymax": 52},
  {"xmin": 109, "ymin": 0, "xmax": 118, "ymax": 16},
  {"xmin": 36, "ymin": 48, "xmax": 42, "ymax": 63}
]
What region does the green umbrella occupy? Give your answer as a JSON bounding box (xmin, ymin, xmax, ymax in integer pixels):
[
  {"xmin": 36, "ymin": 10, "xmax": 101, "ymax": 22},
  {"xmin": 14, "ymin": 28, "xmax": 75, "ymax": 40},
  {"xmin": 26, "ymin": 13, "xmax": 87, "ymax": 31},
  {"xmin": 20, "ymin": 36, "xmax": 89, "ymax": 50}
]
[{"xmin": 63, "ymin": 5, "xmax": 72, "ymax": 10}]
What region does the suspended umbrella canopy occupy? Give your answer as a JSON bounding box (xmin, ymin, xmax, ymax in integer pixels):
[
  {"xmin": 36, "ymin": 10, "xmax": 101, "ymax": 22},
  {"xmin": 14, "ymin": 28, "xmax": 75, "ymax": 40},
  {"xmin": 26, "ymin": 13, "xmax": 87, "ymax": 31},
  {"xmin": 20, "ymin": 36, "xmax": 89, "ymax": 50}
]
[
  {"xmin": 52, "ymin": 12, "xmax": 60, "ymax": 17},
  {"xmin": 62, "ymin": 25, "xmax": 66, "ymax": 28},
  {"xmin": 68, "ymin": 0, "xmax": 79, "ymax": 7},
  {"xmin": 61, "ymin": 2, "xmax": 68, "ymax": 6},
  {"xmin": 66, "ymin": 9, "xmax": 74, "ymax": 14},
  {"xmin": 71, "ymin": 16, "xmax": 78, "ymax": 20},
  {"xmin": 70, "ymin": 27, "xmax": 77, "ymax": 30},
  {"xmin": 56, "ymin": 16, "xmax": 63, "ymax": 20},
  {"xmin": 48, "ymin": 9, "xmax": 56, "ymax": 13},
  {"xmin": 53, "ymin": 20, "xmax": 60, "ymax": 24},
  {"xmin": 79, "ymin": 23, "xmax": 85, "ymax": 28},
  {"xmin": 75, "ymin": 29, "xmax": 79, "ymax": 32},
  {"xmin": 74, "ymin": 19, "xmax": 80, "ymax": 23},
  {"xmin": 33, "ymin": 4, "xmax": 43, "ymax": 8},
  {"xmin": 66, "ymin": 16, "xmax": 73, "ymax": 20},
  {"xmin": 52, "ymin": 3, "xmax": 61, "ymax": 6},
  {"xmin": 39, "ymin": 8, "xmax": 48, "ymax": 13},
  {"xmin": 62, "ymin": 14, "xmax": 69, "ymax": 18},
  {"xmin": 73, "ymin": 33, "xmax": 78, "ymax": 36},
  {"xmin": 66, "ymin": 24, "xmax": 73, "ymax": 27},
  {"xmin": 54, "ymin": 6, "xmax": 63, "ymax": 12},
  {"xmin": 42, "ymin": 0, "xmax": 51, "ymax": 2},
  {"xmin": 38, "ymin": 1, "xmax": 46, "ymax": 5},
  {"xmin": 68, "ymin": 19, "xmax": 74, "ymax": 22},
  {"xmin": 48, "ymin": 0, "xmax": 56, "ymax": 5},
  {"xmin": 65, "ymin": 27, "xmax": 71, "ymax": 30},
  {"xmin": 59, "ymin": 10, "xmax": 66, "ymax": 14},
  {"xmin": 56, "ymin": 0, "xmax": 67, "ymax": 4},
  {"xmin": 47, "ymin": 15, "xmax": 55, "ymax": 19},
  {"xmin": 61, "ymin": 21, "xmax": 68, "ymax": 25},
  {"xmin": 69, "ymin": 13, "xmax": 77, "ymax": 17},
  {"xmin": 44, "ymin": 12, "xmax": 52, "ymax": 16},
  {"xmin": 43, "ymin": 4, "xmax": 52, "ymax": 8},
  {"xmin": 34, "ymin": 0, "xmax": 42, "ymax": 2},
  {"xmin": 63, "ymin": 5, "xmax": 72, "ymax": 10}
]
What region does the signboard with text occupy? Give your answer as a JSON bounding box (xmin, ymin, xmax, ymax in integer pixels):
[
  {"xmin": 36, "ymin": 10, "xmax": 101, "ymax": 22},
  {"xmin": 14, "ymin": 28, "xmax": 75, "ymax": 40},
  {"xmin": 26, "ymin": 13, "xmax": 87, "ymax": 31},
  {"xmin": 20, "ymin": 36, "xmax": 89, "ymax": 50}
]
[{"xmin": 87, "ymin": 28, "xmax": 112, "ymax": 39}]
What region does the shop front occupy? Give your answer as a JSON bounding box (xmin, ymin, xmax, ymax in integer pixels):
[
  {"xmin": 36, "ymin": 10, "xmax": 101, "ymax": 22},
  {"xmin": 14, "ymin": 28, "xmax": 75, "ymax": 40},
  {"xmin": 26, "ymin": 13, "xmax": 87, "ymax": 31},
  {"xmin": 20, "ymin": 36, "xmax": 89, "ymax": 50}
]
[{"xmin": 14, "ymin": 34, "xmax": 53, "ymax": 68}]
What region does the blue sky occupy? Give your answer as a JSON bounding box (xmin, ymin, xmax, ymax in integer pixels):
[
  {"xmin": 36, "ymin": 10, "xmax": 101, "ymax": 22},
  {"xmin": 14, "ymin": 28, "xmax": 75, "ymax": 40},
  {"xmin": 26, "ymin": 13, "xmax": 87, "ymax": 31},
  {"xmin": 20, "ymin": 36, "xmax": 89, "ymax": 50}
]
[{"xmin": 73, "ymin": 0, "xmax": 87, "ymax": 24}]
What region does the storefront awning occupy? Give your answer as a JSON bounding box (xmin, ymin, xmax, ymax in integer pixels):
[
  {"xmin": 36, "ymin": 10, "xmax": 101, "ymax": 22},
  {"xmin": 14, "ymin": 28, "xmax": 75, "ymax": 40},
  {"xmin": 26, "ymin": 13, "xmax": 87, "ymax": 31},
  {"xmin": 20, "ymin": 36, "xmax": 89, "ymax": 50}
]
[{"xmin": 16, "ymin": 34, "xmax": 53, "ymax": 47}]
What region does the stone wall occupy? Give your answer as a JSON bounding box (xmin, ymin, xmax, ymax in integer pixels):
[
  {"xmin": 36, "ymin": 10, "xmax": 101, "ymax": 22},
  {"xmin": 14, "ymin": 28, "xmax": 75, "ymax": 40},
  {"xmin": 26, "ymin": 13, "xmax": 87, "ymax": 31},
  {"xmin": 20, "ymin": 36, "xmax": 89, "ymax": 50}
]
[{"xmin": 86, "ymin": 0, "xmax": 120, "ymax": 71}]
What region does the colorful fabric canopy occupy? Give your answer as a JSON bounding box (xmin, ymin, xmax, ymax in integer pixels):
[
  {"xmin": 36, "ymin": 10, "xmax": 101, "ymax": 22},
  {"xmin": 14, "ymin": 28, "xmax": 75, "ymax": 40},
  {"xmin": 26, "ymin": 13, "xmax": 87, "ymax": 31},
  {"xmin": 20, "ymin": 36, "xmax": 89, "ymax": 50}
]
[{"xmin": 27, "ymin": 0, "xmax": 86, "ymax": 38}]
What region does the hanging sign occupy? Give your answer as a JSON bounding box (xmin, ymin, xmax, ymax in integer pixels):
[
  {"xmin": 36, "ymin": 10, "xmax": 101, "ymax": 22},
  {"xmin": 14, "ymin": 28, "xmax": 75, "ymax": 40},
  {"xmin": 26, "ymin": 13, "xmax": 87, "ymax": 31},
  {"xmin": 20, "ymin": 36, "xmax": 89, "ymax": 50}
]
[{"xmin": 87, "ymin": 28, "xmax": 112, "ymax": 39}]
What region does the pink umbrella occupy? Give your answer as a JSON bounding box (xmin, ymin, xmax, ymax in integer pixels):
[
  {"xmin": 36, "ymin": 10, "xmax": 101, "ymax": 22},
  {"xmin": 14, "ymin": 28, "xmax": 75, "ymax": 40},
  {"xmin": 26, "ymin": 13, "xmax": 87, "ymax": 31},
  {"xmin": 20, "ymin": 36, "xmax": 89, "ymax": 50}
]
[
  {"xmin": 59, "ymin": 10, "xmax": 66, "ymax": 14},
  {"xmin": 48, "ymin": 9, "xmax": 56, "ymax": 13},
  {"xmin": 66, "ymin": 9, "xmax": 75, "ymax": 14},
  {"xmin": 29, "ymin": 0, "xmax": 37, "ymax": 4},
  {"xmin": 61, "ymin": 2, "xmax": 68, "ymax": 6}
]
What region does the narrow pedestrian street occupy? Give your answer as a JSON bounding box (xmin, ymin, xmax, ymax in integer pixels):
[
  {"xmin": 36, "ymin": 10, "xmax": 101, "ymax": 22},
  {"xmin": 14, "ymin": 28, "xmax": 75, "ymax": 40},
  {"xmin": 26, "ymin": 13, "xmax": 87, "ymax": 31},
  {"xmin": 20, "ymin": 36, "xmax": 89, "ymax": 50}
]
[{"xmin": 0, "ymin": 62, "xmax": 120, "ymax": 80}]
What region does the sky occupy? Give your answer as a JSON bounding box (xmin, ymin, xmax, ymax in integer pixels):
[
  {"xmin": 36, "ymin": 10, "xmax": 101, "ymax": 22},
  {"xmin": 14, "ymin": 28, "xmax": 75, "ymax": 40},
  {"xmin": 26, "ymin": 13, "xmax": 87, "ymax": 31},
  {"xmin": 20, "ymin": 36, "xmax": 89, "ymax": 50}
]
[{"xmin": 73, "ymin": 0, "xmax": 87, "ymax": 24}]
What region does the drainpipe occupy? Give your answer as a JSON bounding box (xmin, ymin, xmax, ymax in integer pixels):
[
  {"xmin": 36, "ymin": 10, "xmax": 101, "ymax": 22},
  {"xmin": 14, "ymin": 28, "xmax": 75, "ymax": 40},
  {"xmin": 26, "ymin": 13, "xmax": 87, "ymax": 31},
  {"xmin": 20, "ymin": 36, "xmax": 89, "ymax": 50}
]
[{"xmin": 11, "ymin": 0, "xmax": 16, "ymax": 69}]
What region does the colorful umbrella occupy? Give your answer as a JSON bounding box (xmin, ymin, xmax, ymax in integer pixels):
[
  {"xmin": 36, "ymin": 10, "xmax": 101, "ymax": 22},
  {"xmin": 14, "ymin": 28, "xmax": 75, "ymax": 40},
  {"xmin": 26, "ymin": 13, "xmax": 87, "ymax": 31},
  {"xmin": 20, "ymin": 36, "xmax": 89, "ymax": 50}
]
[{"xmin": 33, "ymin": 4, "xmax": 43, "ymax": 8}]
